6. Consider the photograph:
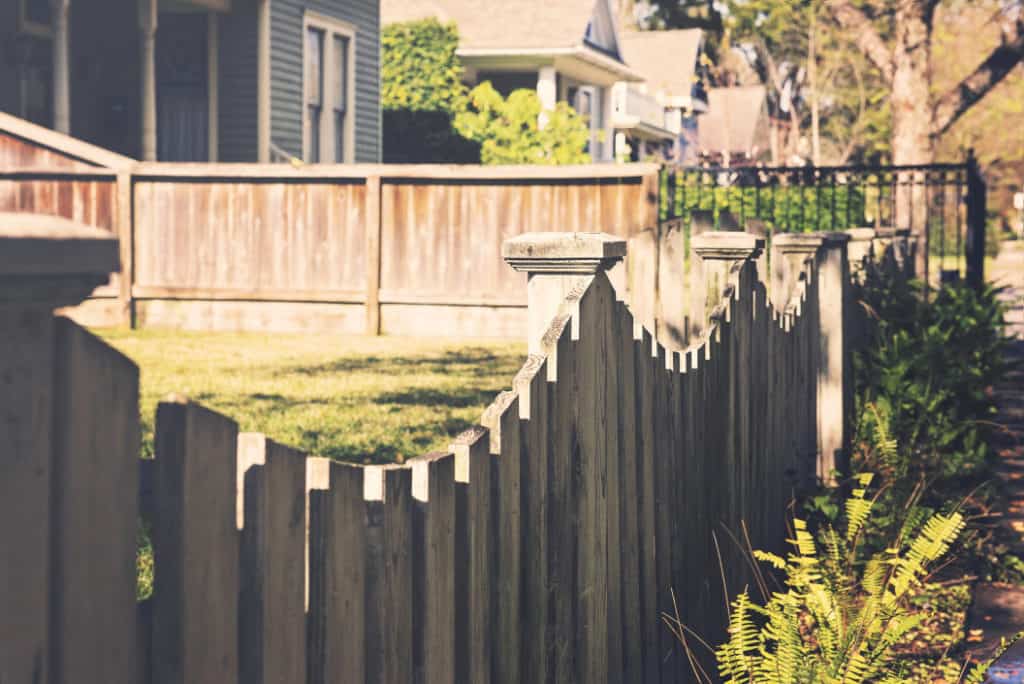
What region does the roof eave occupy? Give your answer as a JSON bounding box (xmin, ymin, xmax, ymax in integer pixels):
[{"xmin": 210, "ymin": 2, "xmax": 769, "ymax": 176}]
[{"xmin": 457, "ymin": 45, "xmax": 644, "ymax": 84}]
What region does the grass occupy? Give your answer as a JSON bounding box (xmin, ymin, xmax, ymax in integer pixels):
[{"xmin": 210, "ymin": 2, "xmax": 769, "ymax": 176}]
[{"xmin": 98, "ymin": 328, "xmax": 526, "ymax": 464}]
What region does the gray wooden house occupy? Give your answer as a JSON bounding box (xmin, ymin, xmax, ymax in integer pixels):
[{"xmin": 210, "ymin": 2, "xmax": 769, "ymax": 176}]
[{"xmin": 0, "ymin": 0, "xmax": 381, "ymax": 163}]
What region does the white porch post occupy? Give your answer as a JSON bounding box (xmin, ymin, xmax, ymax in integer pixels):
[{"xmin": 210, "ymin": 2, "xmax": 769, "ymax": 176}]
[
  {"xmin": 536, "ymin": 65, "xmax": 557, "ymax": 129},
  {"xmin": 139, "ymin": 0, "xmax": 158, "ymax": 161},
  {"xmin": 207, "ymin": 12, "xmax": 219, "ymax": 162},
  {"xmin": 51, "ymin": 0, "xmax": 70, "ymax": 134},
  {"xmin": 257, "ymin": 0, "xmax": 270, "ymax": 162},
  {"xmin": 601, "ymin": 85, "xmax": 614, "ymax": 162}
]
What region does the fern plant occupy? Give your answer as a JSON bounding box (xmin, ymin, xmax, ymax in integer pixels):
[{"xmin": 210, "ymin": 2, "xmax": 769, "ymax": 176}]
[{"xmin": 714, "ymin": 475, "xmax": 970, "ymax": 683}]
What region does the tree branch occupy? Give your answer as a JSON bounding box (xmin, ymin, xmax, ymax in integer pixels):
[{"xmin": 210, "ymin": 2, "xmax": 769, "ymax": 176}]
[
  {"xmin": 932, "ymin": 8, "xmax": 1024, "ymax": 137},
  {"xmin": 824, "ymin": 0, "xmax": 894, "ymax": 82}
]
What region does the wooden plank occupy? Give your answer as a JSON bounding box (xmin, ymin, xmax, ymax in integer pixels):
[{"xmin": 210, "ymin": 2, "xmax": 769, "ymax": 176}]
[
  {"xmin": 365, "ymin": 175, "xmax": 382, "ymax": 334},
  {"xmin": 481, "ymin": 391, "xmax": 522, "ymax": 684},
  {"xmin": 575, "ymin": 277, "xmax": 610, "ymax": 684},
  {"xmin": 50, "ymin": 319, "xmax": 139, "ymax": 683},
  {"xmin": 411, "ymin": 452, "xmax": 457, "ymax": 684},
  {"xmin": 151, "ymin": 398, "xmax": 239, "ymax": 684},
  {"xmin": 306, "ymin": 459, "xmax": 366, "ymax": 684},
  {"xmin": 450, "ymin": 426, "xmax": 493, "ymax": 684},
  {"xmin": 652, "ymin": 339, "xmax": 677, "ymax": 683},
  {"xmin": 131, "ymin": 285, "xmax": 366, "ymax": 303},
  {"xmin": 635, "ymin": 327, "xmax": 661, "ymax": 684},
  {"xmin": 615, "ymin": 302, "xmax": 643, "ymax": 684},
  {"xmin": 604, "ymin": 283, "xmax": 625, "ymax": 684},
  {"xmin": 364, "ymin": 466, "xmax": 414, "ymax": 684},
  {"xmin": 118, "ymin": 172, "xmax": 134, "ymax": 326},
  {"xmin": 237, "ymin": 434, "xmax": 307, "ymax": 684},
  {"xmin": 548, "ymin": 316, "xmax": 577, "ymax": 682},
  {"xmin": 0, "ymin": 308, "xmax": 53, "ymax": 684},
  {"xmin": 516, "ymin": 354, "xmax": 549, "ymax": 684}
]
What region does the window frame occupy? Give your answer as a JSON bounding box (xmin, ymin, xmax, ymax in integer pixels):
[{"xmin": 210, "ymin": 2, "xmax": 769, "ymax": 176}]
[
  {"xmin": 302, "ymin": 12, "xmax": 356, "ymax": 164},
  {"xmin": 19, "ymin": 0, "xmax": 53, "ymax": 38}
]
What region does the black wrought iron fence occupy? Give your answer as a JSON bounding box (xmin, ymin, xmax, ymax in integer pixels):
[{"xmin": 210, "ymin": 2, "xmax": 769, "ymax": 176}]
[{"xmin": 659, "ymin": 153, "xmax": 987, "ymax": 286}]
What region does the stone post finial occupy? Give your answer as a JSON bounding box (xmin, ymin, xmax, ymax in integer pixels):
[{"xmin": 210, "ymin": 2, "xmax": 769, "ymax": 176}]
[
  {"xmin": 691, "ymin": 230, "xmax": 764, "ymax": 329},
  {"xmin": 771, "ymin": 233, "xmax": 825, "ymax": 309},
  {"xmin": 0, "ymin": 212, "xmax": 119, "ymax": 309},
  {"xmin": 502, "ymin": 232, "xmax": 626, "ymax": 353}
]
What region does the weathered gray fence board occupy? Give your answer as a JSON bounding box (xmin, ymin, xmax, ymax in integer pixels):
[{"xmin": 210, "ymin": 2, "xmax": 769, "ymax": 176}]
[
  {"xmin": 237, "ymin": 434, "xmax": 308, "ymax": 684},
  {"xmin": 51, "ymin": 319, "xmax": 139, "ymax": 684},
  {"xmin": 635, "ymin": 327, "xmax": 661, "ymax": 684},
  {"xmin": 411, "ymin": 452, "xmax": 457, "ymax": 684},
  {"xmin": 307, "ymin": 459, "xmax": 366, "ymax": 684},
  {"xmin": 365, "ymin": 466, "xmax": 414, "ymax": 684},
  {"xmin": 151, "ymin": 399, "xmax": 240, "ymax": 684}
]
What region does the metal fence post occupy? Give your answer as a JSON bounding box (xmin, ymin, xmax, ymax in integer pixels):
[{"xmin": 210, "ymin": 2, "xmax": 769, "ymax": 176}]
[{"xmin": 965, "ymin": 149, "xmax": 987, "ymax": 289}]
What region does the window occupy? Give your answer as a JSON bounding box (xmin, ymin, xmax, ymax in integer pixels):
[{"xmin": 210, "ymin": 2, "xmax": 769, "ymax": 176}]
[
  {"xmin": 305, "ymin": 27, "xmax": 324, "ymax": 162},
  {"xmin": 303, "ymin": 13, "xmax": 355, "ymax": 163},
  {"xmin": 20, "ymin": 0, "xmax": 53, "ymax": 37}
]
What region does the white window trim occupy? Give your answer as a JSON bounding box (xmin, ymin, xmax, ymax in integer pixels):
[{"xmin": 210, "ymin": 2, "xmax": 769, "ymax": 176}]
[
  {"xmin": 302, "ymin": 11, "xmax": 356, "ymax": 164},
  {"xmin": 19, "ymin": 0, "xmax": 53, "ymax": 38}
]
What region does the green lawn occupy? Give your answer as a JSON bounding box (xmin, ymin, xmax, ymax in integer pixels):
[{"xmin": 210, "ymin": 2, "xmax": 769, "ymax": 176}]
[{"xmin": 98, "ymin": 329, "xmax": 526, "ymax": 464}]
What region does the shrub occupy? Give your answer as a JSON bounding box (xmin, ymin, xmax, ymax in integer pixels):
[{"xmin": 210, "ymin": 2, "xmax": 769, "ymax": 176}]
[{"xmin": 453, "ymin": 83, "xmax": 591, "ymax": 165}]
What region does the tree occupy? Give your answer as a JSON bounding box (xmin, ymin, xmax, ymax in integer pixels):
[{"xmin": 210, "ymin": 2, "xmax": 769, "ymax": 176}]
[
  {"xmin": 825, "ymin": 0, "xmax": 1024, "ymax": 166},
  {"xmin": 380, "ymin": 18, "xmax": 478, "ymax": 163},
  {"xmin": 453, "ymin": 83, "xmax": 592, "ymax": 165}
]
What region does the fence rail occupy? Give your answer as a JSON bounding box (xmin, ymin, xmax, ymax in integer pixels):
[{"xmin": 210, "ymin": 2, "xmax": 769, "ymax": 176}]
[{"xmin": 0, "ymin": 208, "xmax": 913, "ymax": 684}]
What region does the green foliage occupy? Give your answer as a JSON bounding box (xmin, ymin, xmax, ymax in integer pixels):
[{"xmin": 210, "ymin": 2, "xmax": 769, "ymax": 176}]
[
  {"xmin": 380, "ymin": 19, "xmax": 478, "ymax": 163},
  {"xmin": 381, "ymin": 19, "xmax": 466, "ymax": 114},
  {"xmin": 714, "ymin": 480, "xmax": 974, "ymax": 683},
  {"xmin": 453, "ymin": 83, "xmax": 591, "ymax": 165}
]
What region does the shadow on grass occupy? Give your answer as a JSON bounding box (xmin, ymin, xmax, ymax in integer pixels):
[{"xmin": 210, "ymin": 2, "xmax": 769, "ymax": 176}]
[
  {"xmin": 373, "ymin": 386, "xmax": 500, "ymax": 409},
  {"xmin": 281, "ymin": 348, "xmax": 523, "ymax": 379}
]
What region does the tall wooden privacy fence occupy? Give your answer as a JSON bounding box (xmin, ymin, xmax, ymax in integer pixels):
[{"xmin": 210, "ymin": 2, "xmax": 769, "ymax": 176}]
[{"xmin": 0, "ymin": 209, "xmax": 907, "ymax": 682}]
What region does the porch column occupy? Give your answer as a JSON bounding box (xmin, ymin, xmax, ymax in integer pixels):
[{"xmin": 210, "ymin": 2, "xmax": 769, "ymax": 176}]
[
  {"xmin": 536, "ymin": 66, "xmax": 557, "ymax": 129},
  {"xmin": 139, "ymin": 0, "xmax": 158, "ymax": 161},
  {"xmin": 51, "ymin": 0, "xmax": 70, "ymax": 134},
  {"xmin": 257, "ymin": 0, "xmax": 271, "ymax": 162}
]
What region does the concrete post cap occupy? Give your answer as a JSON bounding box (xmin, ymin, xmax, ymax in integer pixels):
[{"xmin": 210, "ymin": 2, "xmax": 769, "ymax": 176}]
[
  {"xmin": 0, "ymin": 212, "xmax": 119, "ymax": 307},
  {"xmin": 502, "ymin": 231, "xmax": 626, "ymax": 274},
  {"xmin": 691, "ymin": 230, "xmax": 765, "ymax": 260},
  {"xmin": 845, "ymin": 227, "xmax": 877, "ymax": 242},
  {"xmin": 821, "ymin": 231, "xmax": 852, "ymax": 246},
  {"xmin": 772, "ymin": 233, "xmax": 825, "ymax": 254},
  {"xmin": 874, "ymin": 227, "xmax": 911, "ymax": 238}
]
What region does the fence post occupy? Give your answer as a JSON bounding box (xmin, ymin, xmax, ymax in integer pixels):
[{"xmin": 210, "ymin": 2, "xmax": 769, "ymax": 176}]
[
  {"xmin": 502, "ymin": 232, "xmax": 626, "ymax": 353},
  {"xmin": 815, "ymin": 232, "xmax": 852, "ymax": 485},
  {"xmin": 365, "ymin": 174, "xmax": 383, "ymax": 334},
  {"xmin": 965, "ymin": 150, "xmax": 986, "ymax": 289},
  {"xmin": 770, "ymin": 233, "xmax": 825, "ymax": 310},
  {"xmin": 0, "ymin": 212, "xmax": 119, "ymax": 684},
  {"xmin": 844, "ymin": 228, "xmax": 876, "ymax": 283},
  {"xmin": 690, "ymin": 231, "xmax": 765, "ymax": 323}
]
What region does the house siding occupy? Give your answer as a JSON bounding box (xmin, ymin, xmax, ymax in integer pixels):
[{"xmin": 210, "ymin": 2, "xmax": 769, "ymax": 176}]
[
  {"xmin": 270, "ymin": 0, "xmax": 381, "ymax": 163},
  {"xmin": 219, "ymin": 2, "xmax": 260, "ymax": 162}
]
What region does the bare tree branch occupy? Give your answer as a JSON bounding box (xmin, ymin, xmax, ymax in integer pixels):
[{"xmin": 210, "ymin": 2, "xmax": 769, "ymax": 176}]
[
  {"xmin": 932, "ymin": 7, "xmax": 1024, "ymax": 136},
  {"xmin": 824, "ymin": 0, "xmax": 894, "ymax": 82}
]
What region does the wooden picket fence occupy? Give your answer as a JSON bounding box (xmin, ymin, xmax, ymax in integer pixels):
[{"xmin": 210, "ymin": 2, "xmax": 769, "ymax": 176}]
[{"xmin": 1, "ymin": 211, "xmax": 906, "ymax": 683}]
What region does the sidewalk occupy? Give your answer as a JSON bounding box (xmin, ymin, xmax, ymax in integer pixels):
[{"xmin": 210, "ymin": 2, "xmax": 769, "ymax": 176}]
[{"xmin": 966, "ymin": 240, "xmax": 1024, "ymax": 667}]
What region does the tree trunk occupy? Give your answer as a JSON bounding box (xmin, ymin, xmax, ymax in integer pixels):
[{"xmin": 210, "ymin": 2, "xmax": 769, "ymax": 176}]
[{"xmin": 890, "ymin": 1, "xmax": 935, "ymax": 277}]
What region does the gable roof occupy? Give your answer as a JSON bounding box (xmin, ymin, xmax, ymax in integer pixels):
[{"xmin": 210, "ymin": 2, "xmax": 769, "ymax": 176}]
[
  {"xmin": 619, "ymin": 29, "xmax": 703, "ymax": 99},
  {"xmin": 698, "ymin": 86, "xmax": 769, "ymax": 156},
  {"xmin": 381, "ymin": 0, "xmax": 613, "ymax": 54}
]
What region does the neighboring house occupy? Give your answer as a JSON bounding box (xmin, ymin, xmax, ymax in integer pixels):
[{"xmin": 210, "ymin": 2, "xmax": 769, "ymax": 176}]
[
  {"xmin": 381, "ymin": 0, "xmax": 644, "ymax": 162},
  {"xmin": 698, "ymin": 86, "xmax": 770, "ymax": 166},
  {"xmin": 615, "ymin": 28, "xmax": 709, "ymax": 163},
  {"xmin": 0, "ymin": 0, "xmax": 381, "ymax": 163}
]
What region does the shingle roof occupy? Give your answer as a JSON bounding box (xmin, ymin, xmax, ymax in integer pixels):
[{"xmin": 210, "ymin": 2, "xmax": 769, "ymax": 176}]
[
  {"xmin": 619, "ymin": 29, "xmax": 703, "ymax": 99},
  {"xmin": 698, "ymin": 86, "xmax": 769, "ymax": 155},
  {"xmin": 381, "ymin": 0, "xmax": 599, "ymax": 52}
]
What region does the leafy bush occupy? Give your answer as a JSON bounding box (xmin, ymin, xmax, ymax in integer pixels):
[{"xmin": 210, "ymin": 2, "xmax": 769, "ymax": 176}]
[
  {"xmin": 381, "ymin": 19, "xmax": 478, "ymax": 163},
  {"xmin": 453, "ymin": 83, "xmax": 591, "ymax": 165},
  {"xmin": 704, "ymin": 477, "xmax": 983, "ymax": 683}
]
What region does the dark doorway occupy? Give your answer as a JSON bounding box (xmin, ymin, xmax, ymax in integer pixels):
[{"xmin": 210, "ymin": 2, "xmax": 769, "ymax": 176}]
[{"xmin": 157, "ymin": 12, "xmax": 208, "ymax": 161}]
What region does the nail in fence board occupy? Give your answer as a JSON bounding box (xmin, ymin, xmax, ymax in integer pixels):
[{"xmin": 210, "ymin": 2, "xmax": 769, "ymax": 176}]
[
  {"xmin": 237, "ymin": 433, "xmax": 308, "ymax": 684},
  {"xmin": 51, "ymin": 319, "xmax": 139, "ymax": 684},
  {"xmin": 307, "ymin": 459, "xmax": 366, "ymax": 684},
  {"xmin": 151, "ymin": 399, "xmax": 240, "ymax": 684}
]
